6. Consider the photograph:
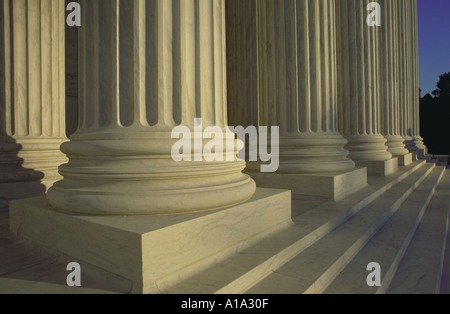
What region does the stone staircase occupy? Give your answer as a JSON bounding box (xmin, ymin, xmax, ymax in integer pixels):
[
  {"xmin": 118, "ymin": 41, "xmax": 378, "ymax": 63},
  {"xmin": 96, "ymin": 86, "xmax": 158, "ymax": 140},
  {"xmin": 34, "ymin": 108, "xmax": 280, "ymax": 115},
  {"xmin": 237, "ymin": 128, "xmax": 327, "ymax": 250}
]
[
  {"xmin": 425, "ymin": 154, "xmax": 450, "ymax": 169},
  {"xmin": 1, "ymin": 159, "xmax": 450, "ymax": 294},
  {"xmin": 166, "ymin": 160, "xmax": 450, "ymax": 294}
]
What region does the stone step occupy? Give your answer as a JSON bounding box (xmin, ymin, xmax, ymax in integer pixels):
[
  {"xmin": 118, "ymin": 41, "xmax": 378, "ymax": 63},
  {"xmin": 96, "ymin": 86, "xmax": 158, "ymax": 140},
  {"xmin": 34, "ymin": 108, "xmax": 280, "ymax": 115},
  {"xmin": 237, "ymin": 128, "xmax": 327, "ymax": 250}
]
[
  {"xmin": 323, "ymin": 166, "xmax": 445, "ymax": 294},
  {"xmin": 387, "ymin": 170, "xmax": 450, "ymax": 294},
  {"xmin": 165, "ymin": 161, "xmax": 431, "ymax": 294},
  {"xmin": 0, "ymin": 235, "xmax": 132, "ymax": 294},
  {"xmin": 0, "ymin": 278, "xmax": 118, "ymax": 294},
  {"xmin": 441, "ymin": 211, "xmax": 450, "ymax": 294},
  {"xmin": 0, "ymin": 210, "xmax": 131, "ymax": 294},
  {"xmin": 1, "ymin": 161, "xmax": 427, "ymax": 294},
  {"xmin": 438, "ymin": 171, "xmax": 450, "ymax": 295},
  {"xmin": 245, "ymin": 163, "xmax": 436, "ymax": 294}
]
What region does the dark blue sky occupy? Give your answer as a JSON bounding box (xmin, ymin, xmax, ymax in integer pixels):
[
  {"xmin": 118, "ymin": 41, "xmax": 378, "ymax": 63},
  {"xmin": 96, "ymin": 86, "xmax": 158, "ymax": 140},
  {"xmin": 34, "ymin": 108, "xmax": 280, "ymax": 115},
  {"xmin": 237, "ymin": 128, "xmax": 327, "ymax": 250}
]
[{"xmin": 418, "ymin": 0, "xmax": 450, "ymax": 96}]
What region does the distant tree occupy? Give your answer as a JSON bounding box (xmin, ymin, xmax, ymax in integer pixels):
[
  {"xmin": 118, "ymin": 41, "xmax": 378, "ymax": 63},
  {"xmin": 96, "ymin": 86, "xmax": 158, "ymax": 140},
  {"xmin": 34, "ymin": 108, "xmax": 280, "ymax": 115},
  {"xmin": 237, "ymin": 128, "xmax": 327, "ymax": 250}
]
[
  {"xmin": 423, "ymin": 93, "xmax": 433, "ymax": 100},
  {"xmin": 432, "ymin": 72, "xmax": 450, "ymax": 100}
]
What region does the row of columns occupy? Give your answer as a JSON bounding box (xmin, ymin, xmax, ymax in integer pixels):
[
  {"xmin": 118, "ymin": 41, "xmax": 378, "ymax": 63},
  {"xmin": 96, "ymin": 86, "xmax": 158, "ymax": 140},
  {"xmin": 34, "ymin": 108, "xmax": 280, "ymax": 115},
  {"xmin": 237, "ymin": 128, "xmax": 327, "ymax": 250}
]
[
  {"xmin": 228, "ymin": 0, "xmax": 424, "ymax": 167},
  {"xmin": 1, "ymin": 0, "xmax": 426, "ymax": 215}
]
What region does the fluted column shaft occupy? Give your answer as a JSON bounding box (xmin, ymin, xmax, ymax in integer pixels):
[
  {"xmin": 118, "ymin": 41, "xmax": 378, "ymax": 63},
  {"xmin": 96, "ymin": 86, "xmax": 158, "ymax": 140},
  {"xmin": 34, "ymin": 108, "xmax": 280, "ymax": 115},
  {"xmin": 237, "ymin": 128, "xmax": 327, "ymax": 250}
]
[
  {"xmin": 47, "ymin": 0, "xmax": 256, "ymax": 216},
  {"xmin": 398, "ymin": 0, "xmax": 414, "ymax": 151},
  {"xmin": 252, "ymin": 0, "xmax": 355, "ymax": 174},
  {"xmin": 409, "ymin": 0, "xmax": 426, "ymax": 151},
  {"xmin": 0, "ymin": 0, "xmax": 67, "ymax": 187},
  {"xmin": 379, "ymin": 0, "xmax": 409, "ymax": 156},
  {"xmin": 336, "ymin": 0, "xmax": 392, "ymax": 161}
]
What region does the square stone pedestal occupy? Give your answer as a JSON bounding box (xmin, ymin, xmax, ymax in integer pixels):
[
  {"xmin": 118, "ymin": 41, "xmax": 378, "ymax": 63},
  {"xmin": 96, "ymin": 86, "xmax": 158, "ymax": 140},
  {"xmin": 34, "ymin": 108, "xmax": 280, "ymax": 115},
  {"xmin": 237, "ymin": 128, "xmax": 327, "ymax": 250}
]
[
  {"xmin": 0, "ymin": 181, "xmax": 46, "ymax": 212},
  {"xmin": 246, "ymin": 167, "xmax": 367, "ymax": 202},
  {"xmin": 9, "ymin": 188, "xmax": 291, "ymax": 294},
  {"xmin": 396, "ymin": 153, "xmax": 413, "ymax": 167},
  {"xmin": 0, "ymin": 178, "xmax": 60, "ymax": 212},
  {"xmin": 355, "ymin": 158, "xmax": 399, "ymax": 176}
]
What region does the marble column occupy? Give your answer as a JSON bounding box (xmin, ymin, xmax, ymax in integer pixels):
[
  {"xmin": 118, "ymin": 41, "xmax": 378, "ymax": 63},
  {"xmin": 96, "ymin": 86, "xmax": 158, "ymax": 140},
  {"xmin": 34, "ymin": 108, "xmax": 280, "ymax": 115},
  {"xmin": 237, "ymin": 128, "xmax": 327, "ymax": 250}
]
[
  {"xmin": 398, "ymin": 0, "xmax": 417, "ymax": 156},
  {"xmin": 408, "ymin": 0, "xmax": 427, "ymax": 155},
  {"xmin": 398, "ymin": 0, "xmax": 412, "ymax": 151},
  {"xmin": 226, "ymin": 0, "xmax": 366, "ymax": 201},
  {"xmin": 379, "ymin": 0, "xmax": 412, "ymax": 166},
  {"xmin": 0, "ymin": 0, "xmax": 68, "ymax": 210},
  {"xmin": 256, "ymin": 0, "xmax": 356, "ymax": 174},
  {"xmin": 336, "ymin": 0, "xmax": 397, "ymax": 176},
  {"xmin": 47, "ymin": 0, "xmax": 256, "ymax": 215}
]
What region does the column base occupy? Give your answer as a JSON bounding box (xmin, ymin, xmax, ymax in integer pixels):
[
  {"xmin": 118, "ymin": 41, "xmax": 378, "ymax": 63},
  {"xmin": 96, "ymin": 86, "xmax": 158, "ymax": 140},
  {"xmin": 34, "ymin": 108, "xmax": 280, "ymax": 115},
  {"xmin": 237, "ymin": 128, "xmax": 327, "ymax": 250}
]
[
  {"xmin": 246, "ymin": 167, "xmax": 367, "ymax": 202},
  {"xmin": 10, "ymin": 188, "xmax": 291, "ymax": 294},
  {"xmin": 354, "ymin": 158, "xmax": 399, "ymax": 176},
  {"xmin": 395, "ymin": 153, "xmax": 413, "ymax": 167},
  {"xmin": 0, "ymin": 138, "xmax": 68, "ymax": 212},
  {"xmin": 405, "ymin": 137, "xmax": 427, "ymax": 157},
  {"xmin": 385, "ymin": 135, "xmax": 410, "ymax": 156}
]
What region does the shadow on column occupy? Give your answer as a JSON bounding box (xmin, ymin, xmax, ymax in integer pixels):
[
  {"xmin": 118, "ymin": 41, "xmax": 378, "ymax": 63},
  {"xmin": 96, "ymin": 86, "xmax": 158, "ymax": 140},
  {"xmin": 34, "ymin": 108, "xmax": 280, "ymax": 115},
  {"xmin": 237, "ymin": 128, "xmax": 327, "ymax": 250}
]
[{"xmin": 0, "ymin": 136, "xmax": 46, "ymax": 213}]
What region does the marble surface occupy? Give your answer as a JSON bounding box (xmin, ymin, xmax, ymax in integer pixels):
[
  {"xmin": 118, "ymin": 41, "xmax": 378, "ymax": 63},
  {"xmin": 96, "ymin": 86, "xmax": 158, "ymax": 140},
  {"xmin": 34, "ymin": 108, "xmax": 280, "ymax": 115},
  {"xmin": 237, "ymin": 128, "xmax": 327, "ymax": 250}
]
[
  {"xmin": 3, "ymin": 162, "xmax": 449, "ymax": 294},
  {"xmin": 227, "ymin": 0, "xmax": 356, "ymax": 174},
  {"xmin": 325, "ymin": 167, "xmax": 445, "ymax": 294},
  {"xmin": 168, "ymin": 161, "xmax": 435, "ymax": 294},
  {"xmin": 248, "ymin": 167, "xmax": 367, "ymax": 202},
  {"xmin": 397, "ymin": 153, "xmax": 413, "ymax": 167},
  {"xmin": 47, "ymin": 0, "xmax": 257, "ymax": 216},
  {"xmin": 248, "ymin": 164, "xmax": 438, "ymax": 294},
  {"xmin": 378, "ymin": 1, "xmax": 410, "ymax": 156},
  {"xmin": 336, "ymin": 0, "xmax": 392, "ymax": 162},
  {"xmin": 10, "ymin": 188, "xmax": 291, "ymax": 294},
  {"xmin": 0, "ymin": 0, "xmax": 68, "ymax": 212},
  {"xmin": 355, "ymin": 158, "xmax": 399, "ymax": 176},
  {"xmin": 388, "ymin": 170, "xmax": 450, "ymax": 294}
]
